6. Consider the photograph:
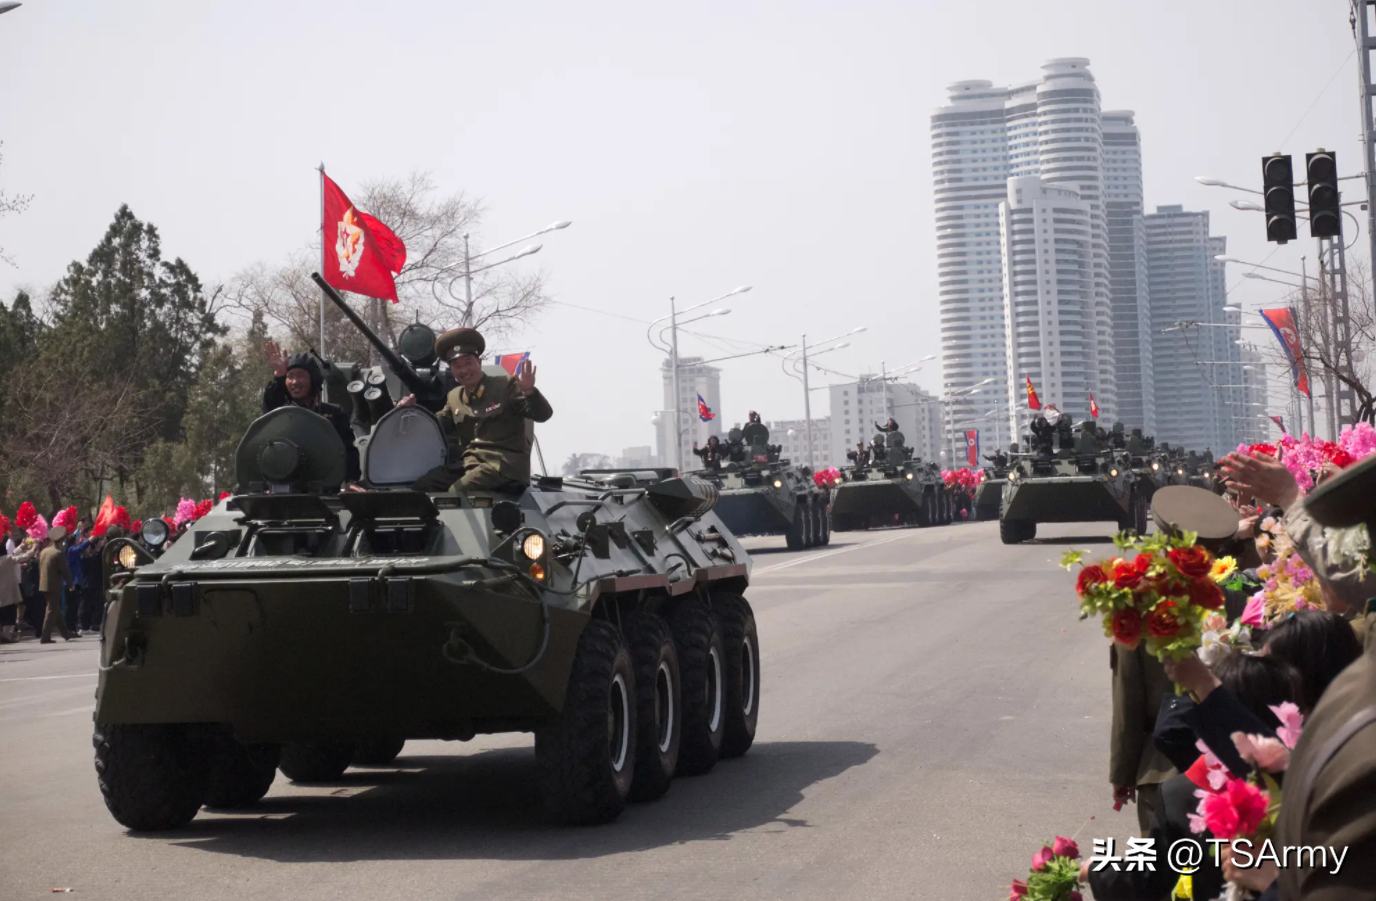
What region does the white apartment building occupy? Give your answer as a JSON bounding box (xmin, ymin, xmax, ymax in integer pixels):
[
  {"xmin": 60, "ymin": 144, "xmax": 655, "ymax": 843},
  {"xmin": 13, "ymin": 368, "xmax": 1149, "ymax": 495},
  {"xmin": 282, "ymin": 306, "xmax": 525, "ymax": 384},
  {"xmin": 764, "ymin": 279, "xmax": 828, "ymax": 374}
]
[
  {"xmin": 1144, "ymin": 206, "xmax": 1238, "ymax": 454},
  {"xmin": 1103, "ymin": 110, "xmax": 1155, "ymax": 434},
  {"xmin": 828, "ymin": 377, "xmax": 942, "ymax": 467},
  {"xmin": 655, "ymin": 356, "xmax": 722, "ymax": 470},
  {"xmin": 763, "ymin": 418, "xmax": 832, "ymax": 469},
  {"xmin": 932, "ymin": 58, "xmax": 1119, "ymax": 455},
  {"xmin": 1000, "ymin": 176, "xmax": 1097, "ymax": 443},
  {"xmin": 614, "ymin": 446, "xmax": 660, "ymax": 469}
]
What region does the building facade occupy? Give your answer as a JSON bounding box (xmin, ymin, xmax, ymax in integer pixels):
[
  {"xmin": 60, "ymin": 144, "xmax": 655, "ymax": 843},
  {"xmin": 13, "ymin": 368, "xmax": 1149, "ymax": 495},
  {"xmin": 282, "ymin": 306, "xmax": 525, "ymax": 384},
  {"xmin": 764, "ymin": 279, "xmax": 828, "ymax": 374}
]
[
  {"xmin": 764, "ymin": 418, "xmax": 832, "ymax": 469},
  {"xmin": 933, "ymin": 59, "xmax": 1119, "ymax": 456},
  {"xmin": 614, "ymin": 446, "xmax": 660, "ymax": 469},
  {"xmin": 828, "ymin": 377, "xmax": 942, "ymax": 467},
  {"xmin": 1103, "ymin": 110, "xmax": 1155, "ymax": 434},
  {"xmin": 655, "ymin": 356, "xmax": 722, "ymax": 470},
  {"xmin": 1144, "ymin": 206, "xmax": 1239, "ymax": 453}
]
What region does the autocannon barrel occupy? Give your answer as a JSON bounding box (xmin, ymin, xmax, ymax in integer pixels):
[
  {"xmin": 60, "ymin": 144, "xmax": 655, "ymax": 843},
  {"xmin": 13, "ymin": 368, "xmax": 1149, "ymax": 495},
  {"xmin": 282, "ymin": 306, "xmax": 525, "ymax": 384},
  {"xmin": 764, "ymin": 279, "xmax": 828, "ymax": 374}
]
[{"xmin": 311, "ymin": 273, "xmax": 431, "ymax": 400}]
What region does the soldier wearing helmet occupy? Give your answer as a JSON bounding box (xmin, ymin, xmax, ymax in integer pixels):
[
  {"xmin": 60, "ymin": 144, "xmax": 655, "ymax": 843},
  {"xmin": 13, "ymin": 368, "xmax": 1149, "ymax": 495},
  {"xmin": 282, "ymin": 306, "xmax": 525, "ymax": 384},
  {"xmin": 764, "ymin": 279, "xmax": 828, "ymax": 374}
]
[{"xmin": 262, "ymin": 341, "xmax": 360, "ymax": 483}]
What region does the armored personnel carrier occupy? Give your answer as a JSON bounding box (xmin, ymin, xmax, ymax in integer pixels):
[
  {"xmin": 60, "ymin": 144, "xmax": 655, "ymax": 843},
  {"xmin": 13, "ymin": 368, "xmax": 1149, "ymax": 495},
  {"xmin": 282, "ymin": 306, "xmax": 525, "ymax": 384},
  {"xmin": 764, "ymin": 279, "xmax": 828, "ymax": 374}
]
[
  {"xmin": 829, "ymin": 430, "xmax": 951, "ymax": 531},
  {"xmin": 973, "ymin": 446, "xmax": 1012, "ymax": 522},
  {"xmin": 999, "ymin": 419, "xmax": 1148, "ymax": 544},
  {"xmin": 92, "ymin": 277, "xmax": 762, "ymax": 832},
  {"xmin": 695, "ymin": 422, "xmax": 829, "ymax": 550}
]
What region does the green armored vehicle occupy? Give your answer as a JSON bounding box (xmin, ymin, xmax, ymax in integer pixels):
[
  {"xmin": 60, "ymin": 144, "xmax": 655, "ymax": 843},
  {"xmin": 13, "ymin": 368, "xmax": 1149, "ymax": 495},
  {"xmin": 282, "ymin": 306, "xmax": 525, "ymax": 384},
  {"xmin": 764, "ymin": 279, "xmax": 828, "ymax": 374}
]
[
  {"xmin": 830, "ymin": 430, "xmax": 951, "ymax": 531},
  {"xmin": 999, "ymin": 419, "xmax": 1148, "ymax": 544},
  {"xmin": 973, "ymin": 446, "xmax": 1012, "ymax": 521},
  {"xmin": 92, "ymin": 279, "xmax": 762, "ymax": 832},
  {"xmin": 696, "ymin": 422, "xmax": 830, "ymax": 550}
]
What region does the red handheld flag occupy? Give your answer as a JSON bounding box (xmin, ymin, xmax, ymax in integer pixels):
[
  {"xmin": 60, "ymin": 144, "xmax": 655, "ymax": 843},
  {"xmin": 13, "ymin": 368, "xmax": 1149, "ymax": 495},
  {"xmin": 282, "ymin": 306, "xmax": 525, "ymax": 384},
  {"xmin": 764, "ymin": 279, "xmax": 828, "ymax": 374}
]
[
  {"xmin": 321, "ymin": 172, "xmax": 406, "ymax": 303},
  {"xmin": 1089, "ymin": 392, "xmax": 1099, "ymax": 419},
  {"xmin": 91, "ymin": 495, "xmax": 116, "ymax": 536},
  {"xmin": 1025, "ymin": 377, "xmax": 1041, "ymax": 411}
]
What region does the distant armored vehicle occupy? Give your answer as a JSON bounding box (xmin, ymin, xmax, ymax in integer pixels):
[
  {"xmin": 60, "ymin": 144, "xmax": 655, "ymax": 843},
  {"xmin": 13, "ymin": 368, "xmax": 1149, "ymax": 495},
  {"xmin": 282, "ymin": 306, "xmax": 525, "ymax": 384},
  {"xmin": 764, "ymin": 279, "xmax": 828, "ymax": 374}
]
[
  {"xmin": 999, "ymin": 420, "xmax": 1148, "ymax": 544},
  {"xmin": 92, "ymin": 278, "xmax": 762, "ymax": 832},
  {"xmin": 829, "ymin": 430, "xmax": 951, "ymax": 531},
  {"xmin": 696, "ymin": 422, "xmax": 830, "ymax": 550}
]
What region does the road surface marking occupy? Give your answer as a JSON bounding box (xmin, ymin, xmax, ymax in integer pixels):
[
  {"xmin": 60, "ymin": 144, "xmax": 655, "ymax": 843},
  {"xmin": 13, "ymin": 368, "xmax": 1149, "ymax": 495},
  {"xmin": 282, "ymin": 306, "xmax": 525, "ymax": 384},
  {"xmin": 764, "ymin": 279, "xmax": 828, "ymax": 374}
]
[
  {"xmin": 757, "ymin": 531, "xmax": 918, "ymax": 573},
  {"xmin": 0, "ymin": 673, "xmax": 97, "ymax": 683}
]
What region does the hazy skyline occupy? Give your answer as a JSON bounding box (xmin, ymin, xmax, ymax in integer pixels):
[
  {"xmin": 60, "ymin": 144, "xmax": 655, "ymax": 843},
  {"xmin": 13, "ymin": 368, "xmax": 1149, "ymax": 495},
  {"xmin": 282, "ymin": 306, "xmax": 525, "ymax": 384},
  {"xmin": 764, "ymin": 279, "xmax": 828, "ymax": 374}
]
[{"xmin": 1, "ymin": 1, "xmax": 1360, "ymax": 467}]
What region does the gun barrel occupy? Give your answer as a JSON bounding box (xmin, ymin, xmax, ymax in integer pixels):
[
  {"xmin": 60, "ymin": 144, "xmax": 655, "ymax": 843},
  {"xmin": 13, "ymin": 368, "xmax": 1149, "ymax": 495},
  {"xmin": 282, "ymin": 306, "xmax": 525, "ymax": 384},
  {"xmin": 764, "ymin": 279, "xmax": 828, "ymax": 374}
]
[{"xmin": 310, "ymin": 273, "xmax": 429, "ymax": 398}]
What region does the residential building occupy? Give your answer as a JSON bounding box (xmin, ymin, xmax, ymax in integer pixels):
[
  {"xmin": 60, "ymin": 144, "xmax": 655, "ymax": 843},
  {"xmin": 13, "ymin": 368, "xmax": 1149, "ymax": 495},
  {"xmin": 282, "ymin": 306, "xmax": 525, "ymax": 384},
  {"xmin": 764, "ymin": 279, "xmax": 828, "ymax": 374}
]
[
  {"xmin": 932, "ymin": 58, "xmax": 1117, "ymax": 456},
  {"xmin": 1144, "ymin": 206, "xmax": 1237, "ymax": 453},
  {"xmin": 999, "ymin": 176, "xmax": 1096, "ymax": 443},
  {"xmin": 1103, "ymin": 110, "xmax": 1155, "ymax": 434},
  {"xmin": 763, "ymin": 418, "xmax": 832, "ymax": 469},
  {"xmin": 614, "ymin": 446, "xmax": 660, "ymax": 469},
  {"xmin": 828, "ymin": 377, "xmax": 942, "ymax": 467},
  {"xmin": 1238, "ymin": 349, "xmax": 1270, "ymax": 447},
  {"xmin": 655, "ymin": 356, "xmax": 722, "ymax": 470}
]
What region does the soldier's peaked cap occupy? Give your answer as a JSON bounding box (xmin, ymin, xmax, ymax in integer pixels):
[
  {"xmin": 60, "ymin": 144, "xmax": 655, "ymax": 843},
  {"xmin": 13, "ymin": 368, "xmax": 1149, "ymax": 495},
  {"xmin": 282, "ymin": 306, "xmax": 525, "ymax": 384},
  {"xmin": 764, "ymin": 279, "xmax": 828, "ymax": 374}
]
[
  {"xmin": 1150, "ymin": 485, "xmax": 1236, "ymax": 541},
  {"xmin": 435, "ymin": 327, "xmax": 485, "ymax": 363},
  {"xmin": 1305, "ymin": 453, "xmax": 1376, "ymax": 529},
  {"xmin": 49, "ymin": 525, "xmax": 68, "ymax": 542}
]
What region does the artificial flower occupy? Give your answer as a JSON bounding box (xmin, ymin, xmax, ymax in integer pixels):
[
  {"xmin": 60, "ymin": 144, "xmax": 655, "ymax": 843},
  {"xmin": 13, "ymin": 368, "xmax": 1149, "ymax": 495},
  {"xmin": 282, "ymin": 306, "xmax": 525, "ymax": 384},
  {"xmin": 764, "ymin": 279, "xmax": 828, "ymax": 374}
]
[
  {"xmin": 1209, "ymin": 556, "xmax": 1238, "ymax": 583},
  {"xmin": 1231, "ymin": 732, "xmax": 1290, "ymax": 773},
  {"xmin": 1240, "ymin": 595, "xmax": 1265, "ymax": 627},
  {"xmin": 1147, "ymin": 600, "xmax": 1184, "ymax": 639},
  {"xmin": 1270, "ymin": 702, "xmax": 1304, "ymax": 749},
  {"xmin": 1076, "ymin": 565, "xmax": 1108, "ymax": 598},
  {"xmin": 1168, "ymin": 546, "xmax": 1213, "ymax": 581},
  {"xmin": 1197, "ymin": 778, "xmax": 1269, "ymax": 840},
  {"xmin": 14, "ymin": 501, "xmax": 37, "ymax": 531},
  {"xmin": 1009, "ymin": 879, "xmax": 1028, "ymax": 900},
  {"xmin": 1187, "ymin": 579, "xmax": 1224, "ymax": 611},
  {"xmin": 1112, "ymin": 560, "xmax": 1145, "ymax": 590},
  {"xmin": 1031, "ymin": 845, "xmax": 1054, "ymax": 872},
  {"xmin": 27, "ymin": 514, "xmax": 48, "ymax": 542},
  {"xmin": 1111, "ymin": 608, "xmax": 1142, "ymax": 648},
  {"xmin": 1051, "ymin": 836, "xmax": 1080, "ymax": 859}
]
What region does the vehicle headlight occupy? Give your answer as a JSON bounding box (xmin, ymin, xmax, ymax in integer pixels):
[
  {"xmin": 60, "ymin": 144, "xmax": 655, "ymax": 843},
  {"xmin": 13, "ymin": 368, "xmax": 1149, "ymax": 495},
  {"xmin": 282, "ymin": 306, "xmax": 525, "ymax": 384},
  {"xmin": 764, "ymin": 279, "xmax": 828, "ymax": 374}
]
[
  {"xmin": 1151, "ymin": 462, "xmax": 1160, "ymax": 471},
  {"xmin": 905, "ymin": 472, "xmax": 914, "ymax": 480},
  {"xmin": 117, "ymin": 545, "xmax": 140, "ymax": 570},
  {"xmin": 773, "ymin": 479, "xmax": 783, "ymax": 489},
  {"xmin": 528, "ymin": 562, "xmax": 547, "ymax": 581},
  {"xmin": 141, "ymin": 518, "xmax": 170, "ymax": 547},
  {"xmin": 1109, "ymin": 468, "xmax": 1119, "ymax": 478},
  {"xmin": 1177, "ymin": 468, "xmax": 1185, "ymax": 476},
  {"xmin": 521, "ymin": 533, "xmax": 545, "ymax": 560},
  {"xmin": 1008, "ymin": 470, "xmax": 1018, "ymax": 482}
]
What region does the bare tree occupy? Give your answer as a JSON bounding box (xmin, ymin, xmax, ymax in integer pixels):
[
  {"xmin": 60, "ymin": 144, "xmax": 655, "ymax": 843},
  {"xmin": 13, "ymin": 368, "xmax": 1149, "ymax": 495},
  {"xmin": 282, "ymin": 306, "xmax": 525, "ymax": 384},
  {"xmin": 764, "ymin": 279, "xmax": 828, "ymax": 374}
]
[
  {"xmin": 222, "ymin": 171, "xmax": 551, "ymax": 360},
  {"xmin": 1264, "ymin": 258, "xmax": 1376, "ymax": 425},
  {"xmin": 0, "ymin": 142, "xmax": 33, "ymax": 267}
]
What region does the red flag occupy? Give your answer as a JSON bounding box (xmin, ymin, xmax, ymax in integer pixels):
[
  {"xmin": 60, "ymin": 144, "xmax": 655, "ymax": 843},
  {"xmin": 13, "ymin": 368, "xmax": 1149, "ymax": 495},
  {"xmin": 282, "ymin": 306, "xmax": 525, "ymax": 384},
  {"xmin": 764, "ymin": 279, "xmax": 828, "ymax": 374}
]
[
  {"xmin": 494, "ymin": 352, "xmax": 530, "ymax": 377},
  {"xmin": 1259, "ymin": 308, "xmax": 1310, "ymax": 398},
  {"xmin": 1269, "ymin": 415, "xmax": 1287, "ymax": 434},
  {"xmin": 1025, "ymin": 377, "xmax": 1041, "ymax": 411},
  {"xmin": 91, "ymin": 495, "xmax": 116, "ymax": 536},
  {"xmin": 321, "ymin": 172, "xmax": 405, "ymax": 303},
  {"xmin": 1089, "ymin": 393, "xmax": 1099, "ymax": 419}
]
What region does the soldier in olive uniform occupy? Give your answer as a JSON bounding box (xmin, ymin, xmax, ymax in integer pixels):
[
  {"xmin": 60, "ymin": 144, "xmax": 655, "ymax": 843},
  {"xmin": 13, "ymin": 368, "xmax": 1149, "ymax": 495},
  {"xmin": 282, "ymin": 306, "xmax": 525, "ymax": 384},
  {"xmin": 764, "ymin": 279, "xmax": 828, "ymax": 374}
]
[
  {"xmin": 402, "ymin": 327, "xmax": 553, "ymax": 493},
  {"xmin": 39, "ymin": 526, "xmax": 76, "ymax": 643},
  {"xmin": 262, "ymin": 342, "xmax": 361, "ymax": 483},
  {"xmin": 692, "ymin": 436, "xmax": 725, "ymax": 471}
]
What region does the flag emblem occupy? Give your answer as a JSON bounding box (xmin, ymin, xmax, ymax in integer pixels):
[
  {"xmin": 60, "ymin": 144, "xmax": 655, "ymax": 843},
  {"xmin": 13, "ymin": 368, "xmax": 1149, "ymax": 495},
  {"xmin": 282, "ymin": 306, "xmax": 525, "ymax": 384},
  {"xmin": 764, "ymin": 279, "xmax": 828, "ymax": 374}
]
[
  {"xmin": 336, "ymin": 208, "xmax": 365, "ymax": 277},
  {"xmin": 1026, "ymin": 377, "xmax": 1041, "ymax": 411},
  {"xmin": 697, "ymin": 394, "xmax": 715, "ymax": 422},
  {"xmin": 494, "ymin": 352, "xmax": 530, "ymax": 376}
]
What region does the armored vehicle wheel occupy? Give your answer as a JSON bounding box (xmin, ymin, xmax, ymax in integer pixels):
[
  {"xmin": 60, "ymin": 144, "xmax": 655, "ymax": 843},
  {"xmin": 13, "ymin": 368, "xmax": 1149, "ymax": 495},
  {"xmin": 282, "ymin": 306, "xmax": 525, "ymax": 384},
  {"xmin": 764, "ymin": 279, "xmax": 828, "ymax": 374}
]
[
  {"xmin": 817, "ymin": 504, "xmax": 831, "ymax": 545},
  {"xmin": 1000, "ymin": 518, "xmax": 1030, "ymax": 545},
  {"xmin": 785, "ymin": 506, "xmax": 810, "ymax": 550},
  {"xmin": 93, "ymin": 723, "xmax": 211, "ymax": 831},
  {"xmin": 667, "ymin": 597, "xmax": 725, "ymax": 776},
  {"xmin": 918, "ymin": 492, "xmax": 933, "ymax": 527},
  {"xmin": 624, "ymin": 613, "xmax": 680, "ymax": 802},
  {"xmin": 535, "ymin": 619, "xmax": 636, "ymax": 824},
  {"xmin": 714, "ymin": 594, "xmax": 760, "ymax": 759},
  {"xmin": 1024, "ymin": 521, "xmax": 1037, "ymax": 541},
  {"xmin": 279, "ymin": 740, "xmax": 356, "ymax": 783},
  {"xmin": 205, "ymin": 736, "xmax": 279, "ymax": 809},
  {"xmin": 1132, "ymin": 490, "xmax": 1150, "ymax": 535},
  {"xmin": 939, "ymin": 489, "xmax": 952, "ymax": 525},
  {"xmin": 352, "ymin": 737, "xmax": 407, "ymax": 766}
]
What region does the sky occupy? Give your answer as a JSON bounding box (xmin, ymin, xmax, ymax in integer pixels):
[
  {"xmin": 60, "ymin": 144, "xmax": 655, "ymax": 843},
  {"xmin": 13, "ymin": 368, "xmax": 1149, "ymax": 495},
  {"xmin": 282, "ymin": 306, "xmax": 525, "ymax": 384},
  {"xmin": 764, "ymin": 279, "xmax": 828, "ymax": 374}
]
[{"xmin": 0, "ymin": 0, "xmax": 1364, "ymax": 468}]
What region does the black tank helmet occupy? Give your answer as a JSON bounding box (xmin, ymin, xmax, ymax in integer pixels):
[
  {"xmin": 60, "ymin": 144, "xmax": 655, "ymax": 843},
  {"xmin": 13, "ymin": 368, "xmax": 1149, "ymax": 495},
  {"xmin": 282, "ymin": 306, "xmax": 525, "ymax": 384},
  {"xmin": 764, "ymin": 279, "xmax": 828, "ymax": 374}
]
[{"xmin": 286, "ymin": 353, "xmax": 323, "ymax": 394}]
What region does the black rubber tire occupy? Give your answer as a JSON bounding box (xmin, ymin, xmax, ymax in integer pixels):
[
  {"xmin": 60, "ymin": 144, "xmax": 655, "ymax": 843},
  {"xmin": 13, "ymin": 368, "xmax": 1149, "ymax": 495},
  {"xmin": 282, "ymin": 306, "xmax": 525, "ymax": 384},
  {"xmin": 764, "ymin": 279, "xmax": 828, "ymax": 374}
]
[
  {"xmin": 93, "ymin": 723, "xmax": 211, "ymax": 831},
  {"xmin": 624, "ymin": 612, "xmax": 680, "ymax": 802},
  {"xmin": 205, "ymin": 737, "xmax": 280, "ymax": 809},
  {"xmin": 918, "ymin": 492, "xmax": 933, "ymax": 527},
  {"xmin": 818, "ymin": 504, "xmax": 831, "ymax": 545},
  {"xmin": 715, "ymin": 594, "xmax": 760, "ymax": 759},
  {"xmin": 1024, "ymin": 521, "xmax": 1038, "ymax": 541},
  {"xmin": 666, "ymin": 597, "xmax": 725, "ymax": 776},
  {"xmin": 352, "ymin": 737, "xmax": 407, "ymax": 766},
  {"xmin": 785, "ymin": 507, "xmax": 808, "ymax": 549},
  {"xmin": 278, "ymin": 740, "xmax": 356, "ymax": 783},
  {"xmin": 1000, "ymin": 517, "xmax": 1028, "ymax": 545},
  {"xmin": 535, "ymin": 619, "xmax": 636, "ymax": 824},
  {"xmin": 1134, "ymin": 491, "xmax": 1150, "ymax": 535}
]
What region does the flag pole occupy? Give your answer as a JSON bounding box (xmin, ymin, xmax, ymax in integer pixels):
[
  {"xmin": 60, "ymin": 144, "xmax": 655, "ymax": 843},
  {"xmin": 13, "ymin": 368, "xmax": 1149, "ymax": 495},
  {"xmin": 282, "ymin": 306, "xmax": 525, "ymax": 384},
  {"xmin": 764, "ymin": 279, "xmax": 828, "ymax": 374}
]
[{"xmin": 318, "ymin": 162, "xmax": 326, "ymax": 358}]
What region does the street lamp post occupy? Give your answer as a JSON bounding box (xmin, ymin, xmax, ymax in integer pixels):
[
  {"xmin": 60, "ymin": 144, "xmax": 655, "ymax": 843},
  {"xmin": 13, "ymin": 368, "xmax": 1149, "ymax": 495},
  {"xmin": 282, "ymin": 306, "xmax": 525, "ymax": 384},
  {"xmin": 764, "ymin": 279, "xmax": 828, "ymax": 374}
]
[
  {"xmin": 783, "ymin": 329, "xmax": 866, "ymax": 470},
  {"xmin": 647, "ymin": 286, "xmax": 752, "ymax": 471}
]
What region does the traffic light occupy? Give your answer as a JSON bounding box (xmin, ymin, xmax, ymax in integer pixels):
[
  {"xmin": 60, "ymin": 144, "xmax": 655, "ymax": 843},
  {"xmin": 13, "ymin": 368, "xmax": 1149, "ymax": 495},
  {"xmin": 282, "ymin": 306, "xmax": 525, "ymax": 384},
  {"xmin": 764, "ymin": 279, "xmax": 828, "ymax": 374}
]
[
  {"xmin": 1306, "ymin": 150, "xmax": 1342, "ymax": 238},
  {"xmin": 1261, "ymin": 153, "xmax": 1297, "ymax": 244}
]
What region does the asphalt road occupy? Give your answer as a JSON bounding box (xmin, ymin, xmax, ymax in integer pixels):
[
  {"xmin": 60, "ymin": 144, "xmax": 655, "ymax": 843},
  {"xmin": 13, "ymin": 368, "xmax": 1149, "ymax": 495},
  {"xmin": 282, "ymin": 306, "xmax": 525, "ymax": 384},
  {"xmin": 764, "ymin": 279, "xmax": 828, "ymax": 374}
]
[{"xmin": 0, "ymin": 520, "xmax": 1142, "ymax": 901}]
